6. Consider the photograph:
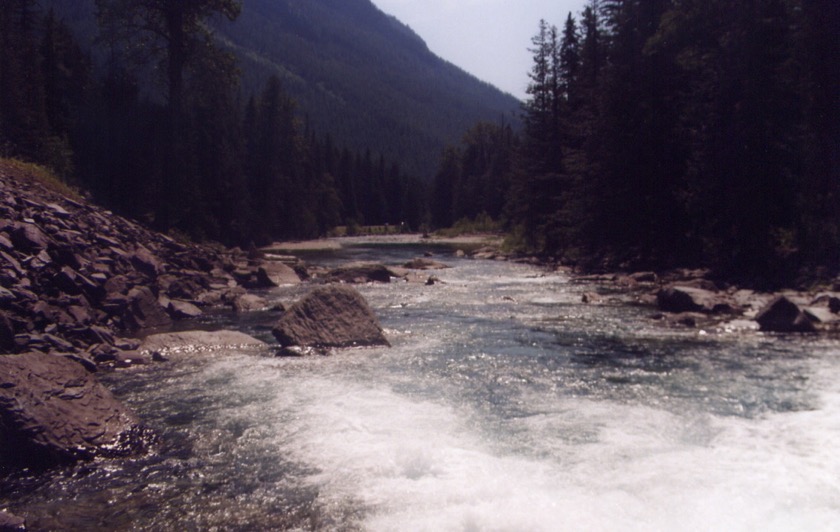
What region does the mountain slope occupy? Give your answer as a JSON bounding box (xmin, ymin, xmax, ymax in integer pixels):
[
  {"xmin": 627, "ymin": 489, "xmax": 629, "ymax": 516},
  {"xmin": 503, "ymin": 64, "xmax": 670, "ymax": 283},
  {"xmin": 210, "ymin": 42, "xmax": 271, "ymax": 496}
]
[{"xmin": 44, "ymin": 0, "xmax": 523, "ymax": 178}]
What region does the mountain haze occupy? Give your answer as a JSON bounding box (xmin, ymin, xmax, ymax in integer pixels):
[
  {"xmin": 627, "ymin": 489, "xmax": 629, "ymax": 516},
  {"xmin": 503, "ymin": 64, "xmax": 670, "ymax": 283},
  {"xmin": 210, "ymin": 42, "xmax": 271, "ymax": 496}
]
[{"xmin": 42, "ymin": 0, "xmax": 523, "ymax": 178}]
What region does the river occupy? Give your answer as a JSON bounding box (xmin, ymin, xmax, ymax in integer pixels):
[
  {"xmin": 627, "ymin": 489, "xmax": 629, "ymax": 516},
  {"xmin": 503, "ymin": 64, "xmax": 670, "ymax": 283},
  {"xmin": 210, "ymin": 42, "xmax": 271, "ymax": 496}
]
[{"xmin": 3, "ymin": 242, "xmax": 839, "ymax": 531}]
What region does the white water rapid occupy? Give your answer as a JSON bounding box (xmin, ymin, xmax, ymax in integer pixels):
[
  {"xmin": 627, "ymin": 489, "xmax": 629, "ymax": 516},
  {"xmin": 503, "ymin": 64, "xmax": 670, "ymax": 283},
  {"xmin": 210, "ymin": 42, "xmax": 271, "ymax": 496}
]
[{"xmin": 4, "ymin": 244, "xmax": 839, "ymax": 531}]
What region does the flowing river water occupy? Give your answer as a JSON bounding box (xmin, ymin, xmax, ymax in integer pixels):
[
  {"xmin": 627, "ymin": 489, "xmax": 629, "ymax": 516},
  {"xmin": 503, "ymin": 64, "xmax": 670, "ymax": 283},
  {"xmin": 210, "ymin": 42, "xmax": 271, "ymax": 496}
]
[{"xmin": 3, "ymin": 242, "xmax": 840, "ymax": 531}]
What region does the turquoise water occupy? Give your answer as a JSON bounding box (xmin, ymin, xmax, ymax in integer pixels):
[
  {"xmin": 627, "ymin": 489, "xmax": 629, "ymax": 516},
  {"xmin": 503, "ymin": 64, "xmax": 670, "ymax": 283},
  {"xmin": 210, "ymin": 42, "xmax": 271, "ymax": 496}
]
[{"xmin": 3, "ymin": 245, "xmax": 839, "ymax": 530}]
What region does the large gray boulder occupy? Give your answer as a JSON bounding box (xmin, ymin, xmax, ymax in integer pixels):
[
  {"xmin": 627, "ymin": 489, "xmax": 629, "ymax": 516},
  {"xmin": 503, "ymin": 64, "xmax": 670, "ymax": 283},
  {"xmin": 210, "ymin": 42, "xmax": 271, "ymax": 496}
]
[
  {"xmin": 272, "ymin": 285, "xmax": 390, "ymax": 348},
  {"xmin": 0, "ymin": 353, "xmax": 151, "ymax": 469}
]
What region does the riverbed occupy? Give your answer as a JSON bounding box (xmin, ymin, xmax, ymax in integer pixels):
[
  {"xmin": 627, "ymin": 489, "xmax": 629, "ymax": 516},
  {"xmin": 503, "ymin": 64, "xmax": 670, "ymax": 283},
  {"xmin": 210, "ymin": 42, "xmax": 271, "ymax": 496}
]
[{"xmin": 3, "ymin": 242, "xmax": 839, "ymax": 530}]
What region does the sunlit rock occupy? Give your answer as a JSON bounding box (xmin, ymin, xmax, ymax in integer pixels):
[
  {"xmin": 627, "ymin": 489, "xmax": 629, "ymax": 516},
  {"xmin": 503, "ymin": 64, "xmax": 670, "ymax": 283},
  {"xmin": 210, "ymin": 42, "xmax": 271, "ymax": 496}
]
[
  {"xmin": 139, "ymin": 330, "xmax": 268, "ymax": 356},
  {"xmin": 0, "ymin": 353, "xmax": 152, "ymax": 469},
  {"xmin": 272, "ymin": 285, "xmax": 390, "ymax": 348}
]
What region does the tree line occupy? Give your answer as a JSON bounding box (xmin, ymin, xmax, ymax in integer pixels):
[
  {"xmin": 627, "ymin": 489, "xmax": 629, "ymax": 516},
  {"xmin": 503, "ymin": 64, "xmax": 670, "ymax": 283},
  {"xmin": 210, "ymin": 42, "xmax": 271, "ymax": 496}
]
[
  {"xmin": 0, "ymin": 0, "xmax": 427, "ymax": 246},
  {"xmin": 432, "ymin": 0, "xmax": 838, "ymax": 287}
]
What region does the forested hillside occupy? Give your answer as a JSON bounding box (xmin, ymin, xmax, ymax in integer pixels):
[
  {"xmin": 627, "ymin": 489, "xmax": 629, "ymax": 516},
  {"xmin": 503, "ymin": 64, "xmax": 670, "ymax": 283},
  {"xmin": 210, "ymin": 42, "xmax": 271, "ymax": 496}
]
[
  {"xmin": 1, "ymin": 0, "xmax": 469, "ymax": 245},
  {"xmin": 432, "ymin": 0, "xmax": 839, "ymax": 288},
  {"xmin": 39, "ymin": 0, "xmax": 522, "ymax": 179}
]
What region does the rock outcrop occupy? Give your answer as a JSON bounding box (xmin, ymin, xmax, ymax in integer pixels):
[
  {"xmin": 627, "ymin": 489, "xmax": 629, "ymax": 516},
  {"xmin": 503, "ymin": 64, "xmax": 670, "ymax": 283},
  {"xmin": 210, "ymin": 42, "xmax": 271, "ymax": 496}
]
[
  {"xmin": 272, "ymin": 285, "xmax": 390, "ymax": 349},
  {"xmin": 0, "ymin": 353, "xmax": 152, "ymax": 469},
  {"xmin": 755, "ymin": 296, "xmax": 816, "ymax": 333},
  {"xmin": 0, "ymin": 162, "xmax": 247, "ymax": 362}
]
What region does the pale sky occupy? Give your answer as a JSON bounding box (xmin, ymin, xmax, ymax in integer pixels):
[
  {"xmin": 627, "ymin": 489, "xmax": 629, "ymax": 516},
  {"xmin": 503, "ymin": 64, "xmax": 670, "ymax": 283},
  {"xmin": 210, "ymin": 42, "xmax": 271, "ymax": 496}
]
[{"xmin": 371, "ymin": 0, "xmax": 586, "ymax": 101}]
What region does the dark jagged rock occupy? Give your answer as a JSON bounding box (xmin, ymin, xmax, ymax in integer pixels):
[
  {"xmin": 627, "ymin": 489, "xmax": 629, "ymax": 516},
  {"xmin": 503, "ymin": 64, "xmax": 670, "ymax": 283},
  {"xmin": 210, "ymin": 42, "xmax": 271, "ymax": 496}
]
[
  {"xmin": 272, "ymin": 285, "xmax": 390, "ymax": 348},
  {"xmin": 323, "ymin": 263, "xmax": 392, "ymax": 284},
  {"xmin": 122, "ymin": 286, "xmax": 172, "ymax": 330},
  {"xmin": 10, "ymin": 222, "xmax": 50, "ymax": 252},
  {"xmin": 755, "ymin": 296, "xmax": 816, "ymax": 333},
  {"xmin": 657, "ymin": 285, "xmax": 735, "ymax": 314},
  {"xmin": 167, "ymin": 300, "xmax": 203, "ymax": 319},
  {"xmin": 403, "ymin": 258, "xmax": 450, "ymax": 270},
  {"xmin": 0, "ymin": 353, "xmax": 153, "ymax": 469}
]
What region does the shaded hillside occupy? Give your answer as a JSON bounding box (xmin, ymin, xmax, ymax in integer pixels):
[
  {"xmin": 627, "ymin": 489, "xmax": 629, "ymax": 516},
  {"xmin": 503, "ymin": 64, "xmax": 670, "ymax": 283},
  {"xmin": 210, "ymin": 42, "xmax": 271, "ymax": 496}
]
[{"xmin": 42, "ymin": 0, "xmax": 522, "ymax": 178}]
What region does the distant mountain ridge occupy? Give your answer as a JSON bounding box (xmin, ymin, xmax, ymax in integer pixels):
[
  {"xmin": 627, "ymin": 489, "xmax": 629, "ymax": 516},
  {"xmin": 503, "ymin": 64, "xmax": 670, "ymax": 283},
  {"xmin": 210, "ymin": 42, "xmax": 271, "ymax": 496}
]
[{"xmin": 42, "ymin": 0, "xmax": 522, "ymax": 178}]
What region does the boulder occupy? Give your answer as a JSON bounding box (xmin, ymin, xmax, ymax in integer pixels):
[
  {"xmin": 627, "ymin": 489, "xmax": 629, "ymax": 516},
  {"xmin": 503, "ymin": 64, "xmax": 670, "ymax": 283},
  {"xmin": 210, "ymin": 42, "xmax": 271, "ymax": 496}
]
[
  {"xmin": 657, "ymin": 285, "xmax": 734, "ymax": 314},
  {"xmin": 755, "ymin": 296, "xmax": 816, "ymax": 333},
  {"xmin": 139, "ymin": 330, "xmax": 268, "ymax": 356},
  {"xmin": 167, "ymin": 300, "xmax": 203, "ymax": 319},
  {"xmin": 0, "ymin": 511, "xmax": 26, "ymax": 531},
  {"xmin": 402, "ymin": 258, "xmax": 450, "ymax": 270},
  {"xmin": 255, "ymin": 261, "xmax": 301, "ymax": 287},
  {"xmin": 10, "ymin": 222, "xmax": 50, "ymax": 252},
  {"xmin": 232, "ymin": 293, "xmax": 267, "ymax": 313},
  {"xmin": 803, "ymin": 306, "xmax": 838, "ymax": 326},
  {"xmin": 324, "ymin": 263, "xmax": 392, "ymax": 284},
  {"xmin": 129, "ymin": 246, "xmax": 163, "ymax": 277},
  {"xmin": 272, "ymin": 285, "xmax": 390, "ymax": 348},
  {"xmin": 122, "ymin": 286, "xmax": 172, "ymax": 330},
  {"xmin": 810, "ymin": 294, "xmax": 840, "ymax": 314},
  {"xmin": 0, "ymin": 353, "xmax": 151, "ymax": 469}
]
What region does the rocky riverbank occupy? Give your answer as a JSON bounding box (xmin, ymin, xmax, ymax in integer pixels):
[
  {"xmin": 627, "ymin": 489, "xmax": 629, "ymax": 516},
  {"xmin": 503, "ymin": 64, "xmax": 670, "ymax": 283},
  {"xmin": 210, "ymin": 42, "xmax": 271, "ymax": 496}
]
[
  {"xmin": 0, "ymin": 160, "xmax": 401, "ymax": 489},
  {"xmin": 0, "ymin": 161, "xmax": 310, "ymax": 367},
  {"xmin": 572, "ymin": 268, "xmax": 840, "ymax": 334},
  {"xmin": 0, "ymin": 161, "xmax": 308, "ymax": 482}
]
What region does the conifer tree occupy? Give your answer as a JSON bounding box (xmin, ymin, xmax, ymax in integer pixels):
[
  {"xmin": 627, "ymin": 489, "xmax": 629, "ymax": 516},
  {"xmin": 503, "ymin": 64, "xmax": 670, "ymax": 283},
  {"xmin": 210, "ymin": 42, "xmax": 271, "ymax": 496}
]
[
  {"xmin": 559, "ymin": 13, "xmax": 581, "ymax": 103},
  {"xmin": 95, "ymin": 0, "xmax": 242, "ymax": 232}
]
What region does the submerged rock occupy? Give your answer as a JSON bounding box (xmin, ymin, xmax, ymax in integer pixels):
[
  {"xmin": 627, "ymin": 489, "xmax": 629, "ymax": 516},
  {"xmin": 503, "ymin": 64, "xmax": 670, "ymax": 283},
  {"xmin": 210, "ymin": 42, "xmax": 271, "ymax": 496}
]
[
  {"xmin": 0, "ymin": 353, "xmax": 151, "ymax": 469},
  {"xmin": 276, "ymin": 345, "xmax": 330, "ymax": 357},
  {"xmin": 139, "ymin": 330, "xmax": 268, "ymax": 356},
  {"xmin": 272, "ymin": 285, "xmax": 390, "ymax": 348}
]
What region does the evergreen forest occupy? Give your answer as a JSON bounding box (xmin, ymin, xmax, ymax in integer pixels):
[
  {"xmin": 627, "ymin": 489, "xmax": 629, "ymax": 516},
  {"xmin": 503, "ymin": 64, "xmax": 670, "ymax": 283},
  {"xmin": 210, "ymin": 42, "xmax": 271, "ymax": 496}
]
[
  {"xmin": 433, "ymin": 0, "xmax": 839, "ymax": 287},
  {"xmin": 1, "ymin": 0, "xmax": 430, "ymax": 245},
  {"xmin": 1, "ymin": 0, "xmax": 837, "ymax": 287}
]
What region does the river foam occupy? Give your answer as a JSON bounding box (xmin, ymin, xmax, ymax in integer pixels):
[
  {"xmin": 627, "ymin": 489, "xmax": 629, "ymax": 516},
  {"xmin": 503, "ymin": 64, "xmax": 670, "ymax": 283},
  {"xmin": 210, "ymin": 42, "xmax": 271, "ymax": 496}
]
[
  {"xmin": 201, "ymin": 346, "xmax": 839, "ymax": 532},
  {"xmin": 5, "ymin": 245, "xmax": 838, "ymax": 531}
]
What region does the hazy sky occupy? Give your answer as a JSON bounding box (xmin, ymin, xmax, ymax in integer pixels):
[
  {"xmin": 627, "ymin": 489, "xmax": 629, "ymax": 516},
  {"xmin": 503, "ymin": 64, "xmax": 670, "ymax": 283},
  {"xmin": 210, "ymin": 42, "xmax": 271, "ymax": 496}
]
[{"xmin": 371, "ymin": 0, "xmax": 586, "ymax": 101}]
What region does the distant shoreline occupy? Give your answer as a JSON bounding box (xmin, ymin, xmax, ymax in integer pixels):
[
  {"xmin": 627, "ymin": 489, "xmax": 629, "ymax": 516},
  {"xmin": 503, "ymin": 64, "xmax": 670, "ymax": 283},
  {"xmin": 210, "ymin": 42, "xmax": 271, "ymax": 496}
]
[{"xmin": 262, "ymin": 233, "xmax": 504, "ymax": 253}]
